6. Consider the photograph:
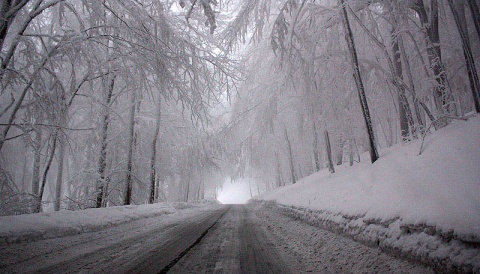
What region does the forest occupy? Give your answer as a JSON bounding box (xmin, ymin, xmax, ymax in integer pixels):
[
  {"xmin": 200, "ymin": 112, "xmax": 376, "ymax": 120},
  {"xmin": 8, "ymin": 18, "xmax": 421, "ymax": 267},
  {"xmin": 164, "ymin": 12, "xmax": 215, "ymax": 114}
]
[{"xmin": 0, "ymin": 0, "xmax": 479, "ymax": 215}]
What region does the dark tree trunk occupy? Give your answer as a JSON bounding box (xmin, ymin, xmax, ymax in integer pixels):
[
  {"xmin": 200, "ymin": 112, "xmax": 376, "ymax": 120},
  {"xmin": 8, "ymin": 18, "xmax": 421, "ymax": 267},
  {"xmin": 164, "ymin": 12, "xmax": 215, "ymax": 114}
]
[
  {"xmin": 324, "ymin": 130, "xmax": 335, "ymax": 173},
  {"xmin": 467, "ymin": 0, "xmax": 480, "ymax": 40},
  {"xmin": 349, "ymin": 138, "xmax": 354, "ymax": 167},
  {"xmin": 149, "ymin": 102, "xmax": 162, "ymax": 204},
  {"xmin": 36, "ymin": 131, "xmax": 58, "ymax": 213},
  {"xmin": 0, "ymin": 0, "xmax": 29, "ymax": 58},
  {"xmin": 412, "ymin": 0, "xmax": 454, "ymax": 120},
  {"xmin": 124, "ymin": 92, "xmax": 137, "ymax": 206},
  {"xmin": 155, "ymin": 177, "xmax": 161, "ymax": 202},
  {"xmin": 0, "ymin": 0, "xmax": 57, "ymax": 81},
  {"xmin": 284, "ymin": 126, "xmax": 296, "ymax": 184},
  {"xmin": 340, "ymin": 0, "xmax": 379, "ymax": 163},
  {"xmin": 31, "ymin": 125, "xmax": 42, "ymax": 196},
  {"xmin": 0, "ymin": 0, "xmax": 13, "ymax": 54},
  {"xmin": 312, "ymin": 121, "xmax": 321, "ymax": 171},
  {"xmin": 336, "ymin": 138, "xmax": 344, "ymax": 166},
  {"xmin": 96, "ymin": 75, "xmax": 116, "ymax": 208},
  {"xmin": 185, "ymin": 179, "xmax": 190, "ymax": 202},
  {"xmin": 54, "ymin": 133, "xmax": 65, "ymax": 211},
  {"xmin": 396, "ymin": 23, "xmax": 425, "ymax": 132},
  {"xmin": 392, "ymin": 28, "xmax": 416, "ymax": 140},
  {"xmin": 448, "ymin": 0, "xmax": 480, "ymax": 113}
]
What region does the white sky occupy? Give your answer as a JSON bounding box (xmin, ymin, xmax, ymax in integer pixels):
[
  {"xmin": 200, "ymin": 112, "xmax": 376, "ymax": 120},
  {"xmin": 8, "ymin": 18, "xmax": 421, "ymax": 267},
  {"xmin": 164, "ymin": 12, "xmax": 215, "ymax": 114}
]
[{"xmin": 217, "ymin": 178, "xmax": 252, "ymax": 204}]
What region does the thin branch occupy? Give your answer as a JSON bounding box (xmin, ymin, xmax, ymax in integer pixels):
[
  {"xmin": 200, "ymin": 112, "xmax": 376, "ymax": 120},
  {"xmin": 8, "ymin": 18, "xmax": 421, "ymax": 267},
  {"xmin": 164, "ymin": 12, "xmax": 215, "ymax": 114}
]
[
  {"xmin": 1, "ymin": 0, "xmax": 65, "ymax": 80},
  {"xmin": 4, "ymin": 131, "xmax": 30, "ymax": 141}
]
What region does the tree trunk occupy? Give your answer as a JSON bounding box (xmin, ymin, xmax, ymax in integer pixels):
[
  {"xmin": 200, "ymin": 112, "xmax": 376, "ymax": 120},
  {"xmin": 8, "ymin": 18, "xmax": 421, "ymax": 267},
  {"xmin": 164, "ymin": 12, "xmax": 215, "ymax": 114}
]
[
  {"xmin": 340, "ymin": 0, "xmax": 379, "ymax": 163},
  {"xmin": 275, "ymin": 152, "xmax": 283, "ymax": 187},
  {"xmin": 0, "ymin": 0, "xmax": 29, "ymax": 69},
  {"xmin": 124, "ymin": 92, "xmax": 137, "ymax": 206},
  {"xmin": 396, "ymin": 22, "xmax": 425, "ymax": 132},
  {"xmin": 336, "ymin": 138, "xmax": 344, "ymax": 166},
  {"xmin": 65, "ymin": 153, "xmax": 71, "ymax": 199},
  {"xmin": 412, "ymin": 0, "xmax": 454, "ymax": 120},
  {"xmin": 31, "ymin": 126, "xmax": 42, "ymax": 196},
  {"xmin": 284, "ymin": 125, "xmax": 296, "ymax": 184},
  {"xmin": 0, "ymin": 0, "xmax": 14, "ymax": 57},
  {"xmin": 20, "ymin": 151, "xmax": 28, "ymax": 192},
  {"xmin": 149, "ymin": 101, "xmax": 162, "ymax": 204},
  {"xmin": 312, "ymin": 121, "xmax": 321, "ymax": 171},
  {"xmin": 155, "ymin": 177, "xmax": 160, "ymax": 202},
  {"xmin": 392, "ymin": 28, "xmax": 416, "ymax": 140},
  {"xmin": 96, "ymin": 75, "xmax": 116, "ymax": 208},
  {"xmin": 0, "ymin": 1, "xmax": 33, "ymax": 47},
  {"xmin": 54, "ymin": 133, "xmax": 65, "ymax": 211},
  {"xmin": 324, "ymin": 130, "xmax": 335, "ymax": 173},
  {"xmin": 349, "ymin": 138, "xmax": 354, "ymax": 167},
  {"xmin": 467, "ymin": 0, "xmax": 480, "ymax": 40},
  {"xmin": 448, "ymin": 0, "xmax": 480, "ymax": 113},
  {"xmin": 36, "ymin": 131, "xmax": 58, "ymax": 213},
  {"xmin": 185, "ymin": 179, "xmax": 190, "ymax": 202},
  {"xmin": 248, "ymin": 179, "xmax": 253, "ymax": 198}
]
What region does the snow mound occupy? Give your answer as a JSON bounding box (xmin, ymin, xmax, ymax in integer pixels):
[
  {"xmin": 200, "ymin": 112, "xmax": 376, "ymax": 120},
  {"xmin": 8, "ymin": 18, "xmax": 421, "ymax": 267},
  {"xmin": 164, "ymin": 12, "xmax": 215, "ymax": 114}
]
[
  {"xmin": 0, "ymin": 202, "xmax": 214, "ymax": 246},
  {"xmin": 255, "ymin": 115, "xmax": 480, "ymax": 272}
]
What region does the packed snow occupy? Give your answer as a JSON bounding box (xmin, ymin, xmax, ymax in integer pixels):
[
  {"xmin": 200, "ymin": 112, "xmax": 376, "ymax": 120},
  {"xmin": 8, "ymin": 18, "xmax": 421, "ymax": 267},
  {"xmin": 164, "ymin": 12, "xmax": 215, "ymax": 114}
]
[{"xmin": 254, "ymin": 115, "xmax": 480, "ymax": 272}]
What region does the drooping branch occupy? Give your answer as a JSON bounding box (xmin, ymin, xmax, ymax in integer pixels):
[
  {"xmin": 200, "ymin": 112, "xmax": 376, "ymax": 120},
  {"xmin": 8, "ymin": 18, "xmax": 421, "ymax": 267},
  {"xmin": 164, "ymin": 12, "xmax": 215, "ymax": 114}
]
[{"xmin": 0, "ymin": 43, "xmax": 61, "ymax": 152}]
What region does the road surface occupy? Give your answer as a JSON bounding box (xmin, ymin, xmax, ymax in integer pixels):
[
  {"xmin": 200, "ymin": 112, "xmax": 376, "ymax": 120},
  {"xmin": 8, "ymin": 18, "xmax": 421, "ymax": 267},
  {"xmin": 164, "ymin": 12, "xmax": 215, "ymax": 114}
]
[{"xmin": 0, "ymin": 204, "xmax": 432, "ymax": 273}]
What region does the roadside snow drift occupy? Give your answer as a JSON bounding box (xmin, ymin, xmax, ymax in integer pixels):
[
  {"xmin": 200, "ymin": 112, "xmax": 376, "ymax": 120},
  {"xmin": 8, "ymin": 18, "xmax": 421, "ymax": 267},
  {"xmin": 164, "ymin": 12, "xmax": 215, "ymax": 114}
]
[
  {"xmin": 0, "ymin": 202, "xmax": 216, "ymax": 246},
  {"xmin": 255, "ymin": 115, "xmax": 480, "ymax": 272}
]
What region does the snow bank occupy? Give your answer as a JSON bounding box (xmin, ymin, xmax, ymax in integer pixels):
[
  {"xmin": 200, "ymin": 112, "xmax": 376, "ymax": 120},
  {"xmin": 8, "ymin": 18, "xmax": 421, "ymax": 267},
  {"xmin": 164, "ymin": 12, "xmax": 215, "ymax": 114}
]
[
  {"xmin": 255, "ymin": 115, "xmax": 480, "ymax": 272},
  {"xmin": 0, "ymin": 202, "xmax": 216, "ymax": 246}
]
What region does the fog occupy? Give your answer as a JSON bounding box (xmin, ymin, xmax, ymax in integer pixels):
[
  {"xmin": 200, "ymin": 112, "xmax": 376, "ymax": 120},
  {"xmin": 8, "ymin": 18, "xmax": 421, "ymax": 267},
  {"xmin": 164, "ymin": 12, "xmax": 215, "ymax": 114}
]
[{"xmin": 217, "ymin": 179, "xmax": 252, "ymax": 204}]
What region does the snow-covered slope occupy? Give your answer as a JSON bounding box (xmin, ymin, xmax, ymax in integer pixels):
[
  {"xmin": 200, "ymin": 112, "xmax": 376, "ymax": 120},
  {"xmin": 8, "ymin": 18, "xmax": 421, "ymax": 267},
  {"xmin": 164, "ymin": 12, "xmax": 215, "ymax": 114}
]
[{"xmin": 255, "ymin": 115, "xmax": 480, "ymax": 271}]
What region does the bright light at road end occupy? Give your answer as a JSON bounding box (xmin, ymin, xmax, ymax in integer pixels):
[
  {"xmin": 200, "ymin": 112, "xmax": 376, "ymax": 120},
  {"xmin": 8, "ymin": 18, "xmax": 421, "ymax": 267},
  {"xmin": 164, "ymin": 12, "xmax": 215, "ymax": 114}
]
[{"xmin": 217, "ymin": 178, "xmax": 252, "ymax": 204}]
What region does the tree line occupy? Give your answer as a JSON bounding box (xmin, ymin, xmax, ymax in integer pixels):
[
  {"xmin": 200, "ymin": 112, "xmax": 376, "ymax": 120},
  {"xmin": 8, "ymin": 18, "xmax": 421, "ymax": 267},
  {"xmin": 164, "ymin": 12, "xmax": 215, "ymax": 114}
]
[
  {"xmin": 221, "ymin": 0, "xmax": 479, "ymax": 190},
  {"xmin": 1, "ymin": 0, "xmax": 478, "ymax": 215},
  {"xmin": 0, "ymin": 0, "xmax": 233, "ymax": 215}
]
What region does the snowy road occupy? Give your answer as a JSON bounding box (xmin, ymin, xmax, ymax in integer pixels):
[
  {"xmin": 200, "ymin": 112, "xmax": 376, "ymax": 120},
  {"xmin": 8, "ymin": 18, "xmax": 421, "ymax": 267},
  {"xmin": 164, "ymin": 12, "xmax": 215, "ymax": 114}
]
[{"xmin": 0, "ymin": 204, "xmax": 432, "ymax": 273}]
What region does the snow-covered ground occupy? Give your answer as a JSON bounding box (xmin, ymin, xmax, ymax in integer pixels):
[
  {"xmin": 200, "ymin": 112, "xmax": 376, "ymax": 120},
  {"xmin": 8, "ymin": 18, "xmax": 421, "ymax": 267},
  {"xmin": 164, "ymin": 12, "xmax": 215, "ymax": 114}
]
[
  {"xmin": 255, "ymin": 115, "xmax": 480, "ymax": 272},
  {"xmin": 0, "ymin": 201, "xmax": 217, "ymax": 246}
]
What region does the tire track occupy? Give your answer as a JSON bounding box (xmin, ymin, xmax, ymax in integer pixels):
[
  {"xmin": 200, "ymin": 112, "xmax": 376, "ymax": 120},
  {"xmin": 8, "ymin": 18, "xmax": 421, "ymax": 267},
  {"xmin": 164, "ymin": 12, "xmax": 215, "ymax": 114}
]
[{"xmin": 157, "ymin": 208, "xmax": 229, "ymax": 273}]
